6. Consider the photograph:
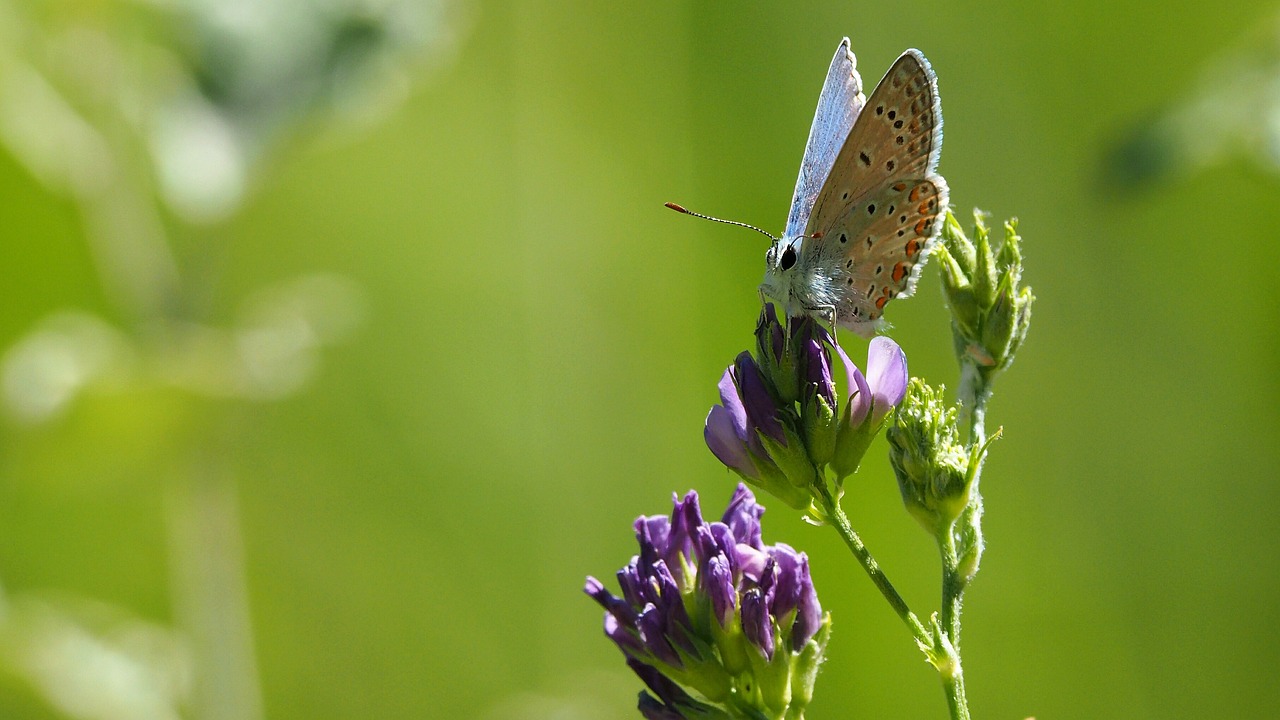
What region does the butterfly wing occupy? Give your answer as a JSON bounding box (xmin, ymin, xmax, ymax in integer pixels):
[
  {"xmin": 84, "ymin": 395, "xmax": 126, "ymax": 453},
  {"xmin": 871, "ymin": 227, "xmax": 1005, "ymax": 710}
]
[
  {"xmin": 803, "ymin": 50, "xmax": 948, "ymax": 335},
  {"xmin": 783, "ymin": 38, "xmax": 866, "ymax": 240}
]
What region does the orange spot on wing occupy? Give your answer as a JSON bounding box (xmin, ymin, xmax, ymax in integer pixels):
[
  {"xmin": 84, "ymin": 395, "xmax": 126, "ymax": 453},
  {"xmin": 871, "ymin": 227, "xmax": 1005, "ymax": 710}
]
[
  {"xmin": 875, "ymin": 295, "xmax": 889, "ymax": 309},
  {"xmin": 909, "ymin": 186, "xmax": 922, "ymax": 202},
  {"xmin": 905, "ymin": 239, "xmax": 920, "ymax": 256},
  {"xmin": 915, "ymin": 218, "xmax": 928, "ymax": 235},
  {"xmin": 892, "ymin": 262, "xmax": 909, "ymax": 282}
]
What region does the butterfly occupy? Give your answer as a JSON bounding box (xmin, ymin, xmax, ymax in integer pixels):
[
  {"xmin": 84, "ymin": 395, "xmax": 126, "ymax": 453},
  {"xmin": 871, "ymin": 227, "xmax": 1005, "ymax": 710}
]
[{"xmin": 671, "ymin": 39, "xmax": 947, "ymax": 337}]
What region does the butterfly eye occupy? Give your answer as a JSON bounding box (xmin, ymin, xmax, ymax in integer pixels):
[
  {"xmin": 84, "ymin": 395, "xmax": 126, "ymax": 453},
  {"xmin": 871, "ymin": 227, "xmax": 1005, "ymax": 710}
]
[{"xmin": 780, "ymin": 245, "xmax": 797, "ymax": 271}]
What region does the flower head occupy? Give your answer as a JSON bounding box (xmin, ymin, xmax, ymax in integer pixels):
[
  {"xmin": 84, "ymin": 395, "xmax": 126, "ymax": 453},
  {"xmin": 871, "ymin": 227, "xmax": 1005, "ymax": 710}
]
[
  {"xmin": 705, "ymin": 305, "xmax": 911, "ymax": 506},
  {"xmin": 586, "ymin": 485, "xmax": 831, "ymax": 719}
]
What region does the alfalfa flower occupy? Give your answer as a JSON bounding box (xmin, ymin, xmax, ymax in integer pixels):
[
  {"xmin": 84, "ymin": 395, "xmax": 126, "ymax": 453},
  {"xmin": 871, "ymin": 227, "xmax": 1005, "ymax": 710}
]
[
  {"xmin": 585, "ymin": 485, "xmax": 831, "ymax": 720},
  {"xmin": 705, "ymin": 305, "xmax": 910, "ymax": 507}
]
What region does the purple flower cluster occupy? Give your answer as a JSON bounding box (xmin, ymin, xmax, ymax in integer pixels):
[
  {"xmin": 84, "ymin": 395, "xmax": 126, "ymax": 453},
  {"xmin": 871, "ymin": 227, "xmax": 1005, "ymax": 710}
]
[
  {"xmin": 704, "ymin": 305, "xmax": 909, "ymax": 508},
  {"xmin": 585, "ymin": 485, "xmax": 828, "ymax": 719}
]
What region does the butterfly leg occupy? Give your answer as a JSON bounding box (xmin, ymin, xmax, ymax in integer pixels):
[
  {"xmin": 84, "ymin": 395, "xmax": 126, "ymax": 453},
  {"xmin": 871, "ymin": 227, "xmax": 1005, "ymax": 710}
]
[{"xmin": 803, "ymin": 303, "xmax": 840, "ymax": 347}]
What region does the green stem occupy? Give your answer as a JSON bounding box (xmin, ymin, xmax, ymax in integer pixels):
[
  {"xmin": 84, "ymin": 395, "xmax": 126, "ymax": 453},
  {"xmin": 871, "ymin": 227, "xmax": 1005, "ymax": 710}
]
[
  {"xmin": 937, "ymin": 359, "xmax": 993, "ymax": 720},
  {"xmin": 942, "ymin": 664, "xmax": 971, "ymax": 720},
  {"xmin": 815, "ymin": 485, "xmax": 930, "ymax": 648},
  {"xmin": 936, "ymin": 527, "xmax": 971, "ymax": 720}
]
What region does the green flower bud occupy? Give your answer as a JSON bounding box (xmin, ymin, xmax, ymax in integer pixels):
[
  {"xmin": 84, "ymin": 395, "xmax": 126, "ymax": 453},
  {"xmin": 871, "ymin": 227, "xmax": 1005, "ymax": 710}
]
[
  {"xmin": 803, "ymin": 392, "xmax": 838, "ymax": 468},
  {"xmin": 954, "ymin": 498, "xmax": 985, "ymax": 585},
  {"xmin": 971, "ymin": 212, "xmax": 998, "ymax": 310},
  {"xmin": 886, "ymin": 379, "xmax": 973, "ymax": 536},
  {"xmin": 935, "ymin": 244, "xmax": 981, "ymax": 338},
  {"xmin": 940, "ymin": 209, "xmax": 976, "ymax": 275},
  {"xmin": 938, "ymin": 210, "xmax": 1034, "ymax": 375}
]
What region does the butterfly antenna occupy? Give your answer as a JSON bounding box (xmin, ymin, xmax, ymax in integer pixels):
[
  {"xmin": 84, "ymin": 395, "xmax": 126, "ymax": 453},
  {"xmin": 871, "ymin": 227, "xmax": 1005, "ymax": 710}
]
[{"xmin": 665, "ymin": 202, "xmax": 778, "ymax": 242}]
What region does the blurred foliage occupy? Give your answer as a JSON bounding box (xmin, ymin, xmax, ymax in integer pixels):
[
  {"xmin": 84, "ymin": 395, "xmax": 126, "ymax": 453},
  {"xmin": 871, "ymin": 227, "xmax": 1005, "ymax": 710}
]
[{"xmin": 0, "ymin": 1, "xmax": 1278, "ymax": 720}]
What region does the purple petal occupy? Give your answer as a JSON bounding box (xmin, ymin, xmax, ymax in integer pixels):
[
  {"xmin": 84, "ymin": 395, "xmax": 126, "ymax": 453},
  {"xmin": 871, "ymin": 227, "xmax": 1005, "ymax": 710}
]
[
  {"xmin": 766, "ymin": 544, "xmax": 802, "ymax": 621},
  {"xmin": 585, "ymin": 576, "xmax": 638, "ymax": 626},
  {"xmin": 694, "ymin": 523, "xmax": 735, "ymax": 574},
  {"xmin": 605, "ymin": 613, "xmax": 646, "ymax": 658},
  {"xmin": 735, "ymin": 352, "xmax": 785, "ymax": 445},
  {"xmin": 802, "ymin": 338, "xmax": 835, "ymax": 407},
  {"xmin": 705, "ymin": 406, "xmax": 756, "ymax": 477},
  {"xmin": 735, "ymin": 543, "xmax": 768, "ymax": 582},
  {"xmin": 637, "ymin": 605, "xmax": 682, "ymax": 667},
  {"xmin": 716, "ymin": 367, "xmax": 750, "ymax": 442},
  {"xmin": 666, "ymin": 491, "xmax": 705, "ymax": 578},
  {"xmin": 638, "ymin": 694, "xmax": 688, "ymax": 720},
  {"xmin": 741, "ymin": 588, "xmax": 775, "ymax": 660},
  {"xmin": 703, "ymin": 555, "xmax": 736, "ymax": 627},
  {"xmin": 629, "ymin": 658, "xmax": 699, "ymax": 716},
  {"xmin": 635, "ymin": 516, "xmax": 670, "ymax": 573},
  {"xmin": 617, "ymin": 559, "xmax": 647, "ymax": 607},
  {"xmin": 791, "ymin": 554, "xmax": 823, "ymax": 651},
  {"xmin": 721, "ymin": 483, "xmax": 765, "ymax": 549},
  {"xmin": 835, "ymin": 341, "xmax": 872, "ymax": 427},
  {"xmin": 867, "ymin": 337, "xmax": 908, "ymax": 425}
]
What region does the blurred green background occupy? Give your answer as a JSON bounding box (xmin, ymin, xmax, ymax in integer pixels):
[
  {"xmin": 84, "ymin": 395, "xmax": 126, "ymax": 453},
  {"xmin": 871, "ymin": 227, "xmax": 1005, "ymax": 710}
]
[{"xmin": 0, "ymin": 1, "xmax": 1277, "ymax": 718}]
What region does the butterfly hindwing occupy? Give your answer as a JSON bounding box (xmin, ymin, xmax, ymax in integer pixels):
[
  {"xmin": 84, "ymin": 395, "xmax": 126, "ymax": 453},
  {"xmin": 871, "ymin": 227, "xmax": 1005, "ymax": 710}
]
[{"xmin": 821, "ymin": 177, "xmax": 949, "ymax": 326}]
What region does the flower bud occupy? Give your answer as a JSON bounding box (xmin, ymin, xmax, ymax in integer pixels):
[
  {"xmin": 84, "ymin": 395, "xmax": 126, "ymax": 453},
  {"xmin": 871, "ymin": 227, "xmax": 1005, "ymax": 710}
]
[
  {"xmin": 886, "ymin": 379, "xmax": 972, "ymax": 536},
  {"xmin": 937, "ymin": 211, "xmax": 1034, "ymax": 375}
]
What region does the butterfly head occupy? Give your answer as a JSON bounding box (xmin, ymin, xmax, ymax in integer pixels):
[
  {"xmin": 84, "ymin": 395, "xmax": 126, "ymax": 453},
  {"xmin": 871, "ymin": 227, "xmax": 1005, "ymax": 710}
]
[{"xmin": 761, "ymin": 236, "xmax": 813, "ymax": 319}]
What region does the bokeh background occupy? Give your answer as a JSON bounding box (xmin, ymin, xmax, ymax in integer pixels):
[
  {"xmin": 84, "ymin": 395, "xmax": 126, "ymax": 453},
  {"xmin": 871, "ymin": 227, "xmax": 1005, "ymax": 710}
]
[{"xmin": 0, "ymin": 1, "xmax": 1277, "ymax": 719}]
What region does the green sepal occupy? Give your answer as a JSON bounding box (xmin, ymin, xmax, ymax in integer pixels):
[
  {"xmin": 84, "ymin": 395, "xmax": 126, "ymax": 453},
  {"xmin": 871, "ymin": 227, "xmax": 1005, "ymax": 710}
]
[
  {"xmin": 940, "ymin": 209, "xmax": 976, "ymax": 275},
  {"xmin": 935, "ymin": 244, "xmax": 981, "ymax": 338},
  {"xmin": 971, "ymin": 211, "xmax": 997, "ymax": 310},
  {"xmin": 710, "ymin": 608, "xmax": 751, "ymax": 676},
  {"xmin": 788, "ymin": 613, "xmax": 831, "ymax": 715},
  {"xmin": 744, "ymin": 629, "xmax": 793, "ymax": 715},
  {"xmin": 830, "ymin": 399, "xmax": 884, "ymax": 482},
  {"xmin": 802, "ymin": 392, "xmax": 837, "ymax": 468},
  {"xmin": 739, "ymin": 451, "xmax": 812, "ymax": 511},
  {"xmin": 759, "ymin": 427, "xmax": 818, "ymax": 491}
]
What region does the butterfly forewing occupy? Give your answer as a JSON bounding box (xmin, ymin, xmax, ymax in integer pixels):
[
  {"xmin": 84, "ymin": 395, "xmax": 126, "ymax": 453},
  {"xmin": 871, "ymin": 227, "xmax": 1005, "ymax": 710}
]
[{"xmin": 784, "ymin": 39, "xmax": 867, "ymax": 239}]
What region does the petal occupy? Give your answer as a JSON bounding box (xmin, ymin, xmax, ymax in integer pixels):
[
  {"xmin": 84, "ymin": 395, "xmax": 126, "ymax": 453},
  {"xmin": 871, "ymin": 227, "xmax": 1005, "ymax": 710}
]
[
  {"xmin": 716, "ymin": 367, "xmax": 749, "ymax": 442},
  {"xmin": 791, "ymin": 554, "xmax": 823, "ymax": 651},
  {"xmin": 741, "ymin": 588, "xmax": 775, "ymax": 660},
  {"xmin": 637, "ymin": 605, "xmax": 683, "ymax": 667},
  {"xmin": 667, "ymin": 491, "xmax": 705, "ymax": 577},
  {"xmin": 629, "ymin": 658, "xmax": 699, "ymax": 712},
  {"xmin": 836, "ymin": 341, "xmax": 872, "ymax": 427},
  {"xmin": 721, "ymin": 483, "xmax": 765, "ymax": 549},
  {"xmin": 605, "ymin": 613, "xmax": 647, "ymax": 658},
  {"xmin": 802, "ymin": 338, "xmax": 835, "ymax": 406},
  {"xmin": 704, "ymin": 406, "xmax": 757, "ymax": 478},
  {"xmin": 735, "ymin": 543, "xmax": 768, "ymax": 582},
  {"xmin": 766, "ymin": 544, "xmax": 802, "ymax": 621},
  {"xmin": 703, "ymin": 554, "xmax": 736, "ymax": 627},
  {"xmin": 867, "ymin": 336, "xmax": 908, "ymax": 424},
  {"xmin": 585, "ymin": 576, "xmax": 637, "ymax": 625},
  {"xmin": 756, "ymin": 303, "xmax": 786, "ymax": 363},
  {"xmin": 635, "ymin": 515, "xmax": 671, "ymax": 567},
  {"xmin": 735, "ymin": 352, "xmax": 785, "ymax": 444}
]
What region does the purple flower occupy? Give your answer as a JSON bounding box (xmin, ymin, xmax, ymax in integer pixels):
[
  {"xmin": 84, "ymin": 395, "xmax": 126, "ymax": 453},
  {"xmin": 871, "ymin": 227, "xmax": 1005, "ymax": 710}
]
[
  {"xmin": 706, "ymin": 304, "xmax": 912, "ymax": 495},
  {"xmin": 845, "ymin": 336, "xmax": 908, "ymax": 429},
  {"xmin": 585, "ymin": 485, "xmax": 830, "ymax": 718}
]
